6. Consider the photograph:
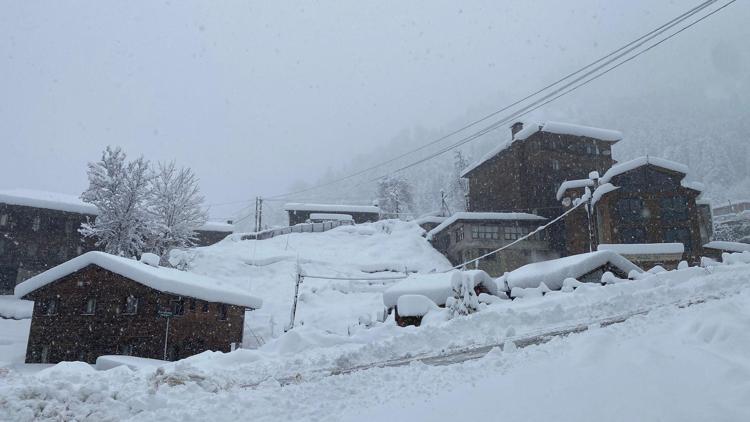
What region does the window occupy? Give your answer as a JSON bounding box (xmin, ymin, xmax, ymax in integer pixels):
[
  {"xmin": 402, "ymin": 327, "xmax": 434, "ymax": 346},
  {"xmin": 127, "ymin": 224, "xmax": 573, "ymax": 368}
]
[
  {"xmin": 472, "ymin": 225, "xmax": 499, "ymax": 240},
  {"xmin": 0, "ymin": 214, "xmax": 7, "ymax": 226},
  {"xmin": 65, "ymin": 220, "xmax": 74, "ymax": 234},
  {"xmin": 219, "ymin": 304, "xmax": 228, "ymax": 321},
  {"xmin": 0, "ymin": 239, "xmax": 4, "ymax": 255},
  {"xmin": 76, "ymin": 246, "xmax": 83, "ymax": 255},
  {"xmin": 201, "ymin": 301, "xmax": 209, "ymax": 313},
  {"xmin": 617, "ymin": 198, "xmax": 645, "ymax": 220},
  {"xmin": 660, "ymin": 196, "xmax": 688, "ymax": 220},
  {"xmin": 119, "ymin": 343, "xmax": 134, "ymax": 356},
  {"xmin": 189, "ymin": 298, "xmax": 196, "ymax": 312},
  {"xmin": 455, "ymin": 226, "xmax": 464, "ymax": 242},
  {"xmin": 83, "ymin": 298, "xmax": 96, "ymax": 315},
  {"xmin": 618, "ymin": 227, "xmax": 647, "ymax": 243},
  {"xmin": 551, "ymin": 159, "xmax": 560, "ymax": 171},
  {"xmin": 171, "ymin": 298, "xmax": 185, "ymax": 316},
  {"xmin": 477, "ymin": 248, "xmax": 496, "ymax": 261},
  {"xmin": 40, "ymin": 345, "xmax": 50, "ymax": 363},
  {"xmin": 124, "ymin": 295, "xmax": 138, "ymax": 314},
  {"xmin": 27, "ymin": 243, "xmax": 38, "ymax": 257},
  {"xmin": 585, "ymin": 144, "xmax": 595, "ymax": 155},
  {"xmin": 32, "ymin": 216, "xmax": 41, "ymax": 232},
  {"xmin": 504, "ymin": 226, "xmax": 528, "ymax": 240},
  {"xmin": 43, "ymin": 298, "xmax": 58, "ymax": 316}
]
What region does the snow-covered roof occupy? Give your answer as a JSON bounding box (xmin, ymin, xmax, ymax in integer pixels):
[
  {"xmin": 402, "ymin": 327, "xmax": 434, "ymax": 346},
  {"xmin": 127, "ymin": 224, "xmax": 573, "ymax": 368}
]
[
  {"xmin": 591, "ymin": 183, "xmax": 619, "ymax": 207},
  {"xmin": 461, "ymin": 121, "xmax": 622, "ymax": 178},
  {"xmin": 556, "ymin": 179, "xmax": 595, "ymax": 201},
  {"xmin": 0, "ymin": 189, "xmax": 98, "ymax": 215},
  {"xmin": 414, "ymin": 215, "xmax": 448, "ymax": 225},
  {"xmin": 15, "ymin": 251, "xmax": 262, "ymax": 309},
  {"xmin": 426, "ymin": 212, "xmax": 545, "ymax": 240},
  {"xmin": 309, "ymin": 213, "xmax": 353, "ymax": 221},
  {"xmin": 502, "ymin": 251, "xmax": 642, "ymax": 290},
  {"xmin": 396, "ymin": 294, "xmax": 439, "ymax": 317},
  {"xmin": 196, "ymin": 221, "xmax": 234, "ymax": 232},
  {"xmin": 600, "ymin": 156, "xmax": 689, "ymax": 184},
  {"xmin": 283, "ymin": 203, "xmax": 380, "ymax": 214},
  {"xmin": 597, "ymin": 243, "xmax": 685, "ymax": 255},
  {"xmin": 382, "ymin": 269, "xmax": 497, "ymax": 308},
  {"xmin": 703, "ymin": 241, "xmax": 750, "ymax": 253}
]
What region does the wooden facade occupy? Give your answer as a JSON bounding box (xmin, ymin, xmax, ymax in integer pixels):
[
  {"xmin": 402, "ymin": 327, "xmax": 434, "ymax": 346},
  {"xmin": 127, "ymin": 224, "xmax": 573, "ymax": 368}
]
[
  {"xmin": 21, "ymin": 265, "xmax": 246, "ymax": 364},
  {"xmin": 560, "ymin": 163, "xmax": 704, "ymax": 266},
  {"xmin": 429, "ymin": 217, "xmax": 559, "ymax": 276},
  {"xmin": 462, "ymin": 123, "xmax": 618, "ymax": 252},
  {"xmin": 286, "ymin": 207, "xmax": 380, "ymax": 226},
  {"xmin": 0, "ymin": 202, "xmax": 97, "ymax": 294}
]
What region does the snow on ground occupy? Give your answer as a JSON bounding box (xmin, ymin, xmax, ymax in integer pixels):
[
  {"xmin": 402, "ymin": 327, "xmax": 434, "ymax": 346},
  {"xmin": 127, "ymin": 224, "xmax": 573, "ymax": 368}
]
[
  {"xmin": 173, "ymin": 219, "xmax": 453, "ymax": 343},
  {"xmin": 2, "ymin": 260, "xmax": 750, "ymax": 421},
  {"xmin": 0, "ymin": 318, "xmax": 30, "ymax": 366}
]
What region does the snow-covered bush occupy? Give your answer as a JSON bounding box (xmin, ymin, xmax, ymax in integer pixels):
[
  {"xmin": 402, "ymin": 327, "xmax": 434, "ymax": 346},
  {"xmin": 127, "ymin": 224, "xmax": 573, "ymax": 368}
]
[{"xmin": 446, "ymin": 276, "xmax": 480, "ymax": 317}]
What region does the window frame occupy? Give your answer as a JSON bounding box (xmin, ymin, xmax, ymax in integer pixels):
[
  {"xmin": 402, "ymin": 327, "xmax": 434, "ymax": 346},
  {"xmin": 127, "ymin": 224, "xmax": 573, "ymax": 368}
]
[
  {"xmin": 31, "ymin": 216, "xmax": 41, "ymax": 232},
  {"xmin": 123, "ymin": 295, "xmax": 139, "ymax": 315},
  {"xmin": 82, "ymin": 297, "xmax": 96, "ymax": 315}
]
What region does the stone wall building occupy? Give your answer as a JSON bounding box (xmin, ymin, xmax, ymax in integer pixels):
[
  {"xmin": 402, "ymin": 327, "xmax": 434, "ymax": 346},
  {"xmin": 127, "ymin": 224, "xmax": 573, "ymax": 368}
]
[
  {"xmin": 0, "ymin": 190, "xmax": 98, "ymax": 294},
  {"xmin": 16, "ymin": 251, "xmax": 262, "ymax": 364}
]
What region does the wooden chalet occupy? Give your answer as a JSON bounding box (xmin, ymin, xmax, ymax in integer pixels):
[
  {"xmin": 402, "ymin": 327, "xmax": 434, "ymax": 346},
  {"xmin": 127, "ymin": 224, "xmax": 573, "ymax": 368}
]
[
  {"xmin": 460, "ymin": 121, "xmax": 622, "ymax": 252},
  {"xmin": 0, "ymin": 189, "xmax": 99, "ymax": 294},
  {"xmin": 557, "ymin": 156, "xmax": 706, "ymax": 268},
  {"xmin": 194, "ymin": 220, "xmax": 234, "ymax": 246},
  {"xmin": 15, "ymin": 252, "xmax": 262, "ymax": 364}
]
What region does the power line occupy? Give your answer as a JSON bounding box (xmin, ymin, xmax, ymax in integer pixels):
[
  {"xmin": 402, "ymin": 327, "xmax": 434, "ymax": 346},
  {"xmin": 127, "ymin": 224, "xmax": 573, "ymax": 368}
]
[
  {"xmin": 263, "ymin": 0, "xmax": 722, "ymax": 200},
  {"xmin": 231, "ymin": 0, "xmax": 734, "ymax": 223}
]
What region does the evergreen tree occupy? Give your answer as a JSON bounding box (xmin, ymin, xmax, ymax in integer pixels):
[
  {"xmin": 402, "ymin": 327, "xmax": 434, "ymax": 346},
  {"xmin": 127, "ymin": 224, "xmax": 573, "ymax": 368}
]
[
  {"xmin": 148, "ymin": 161, "xmax": 208, "ymax": 256},
  {"xmin": 80, "ymin": 146, "xmax": 156, "ymax": 257}
]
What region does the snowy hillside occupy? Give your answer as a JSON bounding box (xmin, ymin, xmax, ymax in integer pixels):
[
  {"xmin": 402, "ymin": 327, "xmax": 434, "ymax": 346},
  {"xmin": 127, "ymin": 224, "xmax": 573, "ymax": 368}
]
[
  {"xmin": 172, "ymin": 220, "xmax": 452, "ymax": 343},
  {"xmin": 3, "ymin": 255, "xmax": 750, "ymax": 420}
]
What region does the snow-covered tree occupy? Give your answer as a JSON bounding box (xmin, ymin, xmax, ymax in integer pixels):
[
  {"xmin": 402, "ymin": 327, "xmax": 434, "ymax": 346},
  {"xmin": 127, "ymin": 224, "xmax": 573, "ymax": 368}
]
[
  {"xmin": 446, "ymin": 275, "xmax": 480, "ymax": 317},
  {"xmin": 148, "ymin": 161, "xmax": 208, "ymax": 255},
  {"xmin": 377, "ymin": 175, "xmax": 415, "ymax": 219},
  {"xmin": 80, "ymin": 146, "xmax": 156, "ymax": 257},
  {"xmin": 445, "ymin": 150, "xmax": 470, "ymax": 214}
]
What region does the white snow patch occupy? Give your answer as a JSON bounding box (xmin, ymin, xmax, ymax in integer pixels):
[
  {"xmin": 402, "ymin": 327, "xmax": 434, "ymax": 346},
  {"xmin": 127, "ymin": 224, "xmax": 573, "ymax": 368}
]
[
  {"xmin": 600, "ymin": 156, "xmax": 689, "ymax": 184},
  {"xmin": 704, "ymin": 241, "xmax": 750, "ymax": 253},
  {"xmin": 598, "ymin": 243, "xmax": 685, "ymax": 255},
  {"xmin": 0, "ymin": 189, "xmax": 98, "ymax": 215},
  {"xmin": 396, "ymin": 295, "xmax": 439, "ymax": 317},
  {"xmin": 426, "ymin": 212, "xmax": 545, "ymax": 240},
  {"xmin": 283, "ymin": 203, "xmax": 380, "ymax": 214}
]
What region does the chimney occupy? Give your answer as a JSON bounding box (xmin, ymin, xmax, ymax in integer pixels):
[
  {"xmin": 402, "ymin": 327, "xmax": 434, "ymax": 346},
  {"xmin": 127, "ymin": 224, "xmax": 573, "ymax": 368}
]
[{"xmin": 510, "ymin": 122, "xmax": 524, "ymax": 139}]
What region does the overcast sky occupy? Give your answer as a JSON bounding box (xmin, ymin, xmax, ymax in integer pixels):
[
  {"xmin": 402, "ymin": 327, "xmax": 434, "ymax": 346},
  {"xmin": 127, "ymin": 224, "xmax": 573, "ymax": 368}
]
[{"xmin": 1, "ymin": 1, "xmax": 747, "ymax": 220}]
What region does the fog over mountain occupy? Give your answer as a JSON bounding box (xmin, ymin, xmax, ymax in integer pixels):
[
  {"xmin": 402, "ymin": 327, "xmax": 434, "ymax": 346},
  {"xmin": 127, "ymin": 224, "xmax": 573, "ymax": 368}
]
[{"xmin": 1, "ymin": 1, "xmax": 747, "ymax": 228}]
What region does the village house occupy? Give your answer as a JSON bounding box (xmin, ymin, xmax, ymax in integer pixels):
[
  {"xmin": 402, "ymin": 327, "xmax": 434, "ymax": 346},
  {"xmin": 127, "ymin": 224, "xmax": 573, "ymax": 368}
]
[
  {"xmin": 701, "ymin": 240, "xmax": 750, "ymax": 261},
  {"xmin": 712, "ymin": 200, "xmax": 750, "ymax": 217},
  {"xmin": 0, "ymin": 189, "xmax": 98, "ymax": 295},
  {"xmin": 284, "ymin": 203, "xmax": 381, "ymax": 226},
  {"xmin": 194, "ymin": 220, "xmax": 235, "ymax": 246},
  {"xmin": 460, "ymin": 121, "xmax": 622, "ymax": 252},
  {"xmin": 426, "ymin": 212, "xmax": 558, "ymax": 276},
  {"xmin": 15, "ymin": 251, "xmax": 262, "ymax": 364},
  {"xmin": 557, "ymin": 156, "xmax": 707, "ymax": 268}
]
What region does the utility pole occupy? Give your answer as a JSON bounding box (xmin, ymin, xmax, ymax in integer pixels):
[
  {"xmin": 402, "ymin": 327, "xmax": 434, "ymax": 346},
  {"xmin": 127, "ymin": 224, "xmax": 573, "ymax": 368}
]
[
  {"xmin": 286, "ymin": 263, "xmax": 303, "ymax": 332},
  {"xmin": 254, "ymin": 197, "xmax": 263, "ymax": 232},
  {"xmin": 440, "ymin": 189, "xmax": 451, "ymax": 217}
]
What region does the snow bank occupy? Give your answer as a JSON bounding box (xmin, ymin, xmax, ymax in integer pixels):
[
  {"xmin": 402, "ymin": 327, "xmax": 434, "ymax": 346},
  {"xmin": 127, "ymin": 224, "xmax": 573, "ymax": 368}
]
[
  {"xmin": 426, "ymin": 212, "xmax": 545, "ymax": 240},
  {"xmin": 283, "ymin": 203, "xmax": 380, "ymax": 214},
  {"xmin": 501, "ymin": 251, "xmax": 642, "ymax": 290},
  {"xmin": 0, "ymin": 189, "xmax": 98, "ymax": 215},
  {"xmin": 396, "ymin": 295, "xmax": 439, "ymax": 317},
  {"xmin": 723, "ymin": 251, "xmax": 750, "ymax": 265},
  {"xmin": 95, "ymin": 355, "xmax": 166, "ymax": 371},
  {"xmin": 598, "ymin": 243, "xmax": 684, "ymax": 255},
  {"xmin": 14, "ymin": 251, "xmax": 262, "ymax": 309},
  {"xmin": 600, "ymin": 156, "xmax": 689, "ymax": 184}
]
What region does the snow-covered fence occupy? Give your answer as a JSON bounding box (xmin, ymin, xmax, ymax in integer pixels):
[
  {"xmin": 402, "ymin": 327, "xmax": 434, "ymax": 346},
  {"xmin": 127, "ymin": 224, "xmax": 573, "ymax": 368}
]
[{"xmin": 233, "ymin": 220, "xmax": 354, "ymax": 241}]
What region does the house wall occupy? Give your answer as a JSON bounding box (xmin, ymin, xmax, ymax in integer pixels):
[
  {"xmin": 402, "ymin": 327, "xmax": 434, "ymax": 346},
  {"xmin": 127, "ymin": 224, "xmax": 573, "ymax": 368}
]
[
  {"xmin": 22, "ymin": 265, "xmax": 245, "ymax": 364},
  {"xmin": 0, "ymin": 203, "xmax": 98, "ymax": 294},
  {"xmin": 430, "ymin": 219, "xmax": 558, "ymax": 277},
  {"xmin": 287, "ymin": 210, "xmax": 379, "ymax": 226},
  {"xmin": 562, "ymin": 165, "xmax": 704, "ymax": 266}
]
